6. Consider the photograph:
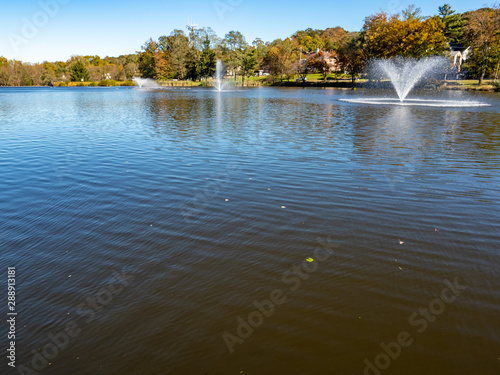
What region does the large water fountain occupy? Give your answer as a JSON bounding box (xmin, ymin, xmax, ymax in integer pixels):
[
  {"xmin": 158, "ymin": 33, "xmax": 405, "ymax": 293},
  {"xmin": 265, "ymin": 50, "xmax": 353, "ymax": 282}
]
[
  {"xmin": 340, "ymin": 57, "xmax": 489, "ymax": 107},
  {"xmin": 133, "ymin": 77, "xmax": 159, "ymax": 88},
  {"xmin": 213, "ymin": 60, "xmax": 227, "ymax": 92}
]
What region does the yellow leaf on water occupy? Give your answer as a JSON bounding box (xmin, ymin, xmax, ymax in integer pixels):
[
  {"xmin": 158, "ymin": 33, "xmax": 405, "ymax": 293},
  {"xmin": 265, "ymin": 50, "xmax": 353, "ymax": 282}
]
[{"xmin": 306, "ymin": 258, "xmax": 314, "ymax": 262}]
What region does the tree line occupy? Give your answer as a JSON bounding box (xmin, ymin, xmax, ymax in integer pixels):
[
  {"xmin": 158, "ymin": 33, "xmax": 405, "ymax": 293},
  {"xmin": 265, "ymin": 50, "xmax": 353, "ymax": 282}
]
[
  {"xmin": 137, "ymin": 4, "xmax": 500, "ymax": 85},
  {"xmin": 0, "ymin": 54, "xmax": 138, "ymax": 86},
  {"xmin": 0, "ymin": 3, "xmax": 498, "ymax": 86}
]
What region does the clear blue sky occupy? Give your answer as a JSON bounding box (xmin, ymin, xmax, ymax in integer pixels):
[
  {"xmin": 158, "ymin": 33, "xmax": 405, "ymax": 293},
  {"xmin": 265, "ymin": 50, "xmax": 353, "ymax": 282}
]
[{"xmin": 0, "ymin": 0, "xmax": 483, "ymax": 63}]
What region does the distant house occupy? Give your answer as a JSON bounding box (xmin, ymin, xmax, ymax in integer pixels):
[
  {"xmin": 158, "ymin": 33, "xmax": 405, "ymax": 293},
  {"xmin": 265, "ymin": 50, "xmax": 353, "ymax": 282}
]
[
  {"xmin": 449, "ymin": 43, "xmax": 470, "ymax": 73},
  {"xmin": 303, "ymin": 50, "xmax": 341, "ymax": 72}
]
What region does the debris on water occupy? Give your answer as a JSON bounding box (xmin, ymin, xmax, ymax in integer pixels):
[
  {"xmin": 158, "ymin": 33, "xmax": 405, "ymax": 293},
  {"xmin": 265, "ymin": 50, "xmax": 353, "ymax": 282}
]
[
  {"xmin": 435, "ymin": 228, "xmax": 439, "ymax": 231},
  {"xmin": 281, "ymin": 206, "xmax": 286, "ymax": 208},
  {"xmin": 399, "ymin": 239, "xmax": 404, "ymax": 244},
  {"xmin": 399, "ymin": 267, "xmax": 403, "ymax": 270},
  {"xmin": 268, "ymin": 188, "xmax": 271, "ymax": 190},
  {"xmin": 306, "ymin": 258, "xmax": 313, "ymax": 262},
  {"xmin": 225, "ymin": 199, "xmax": 229, "ymax": 201}
]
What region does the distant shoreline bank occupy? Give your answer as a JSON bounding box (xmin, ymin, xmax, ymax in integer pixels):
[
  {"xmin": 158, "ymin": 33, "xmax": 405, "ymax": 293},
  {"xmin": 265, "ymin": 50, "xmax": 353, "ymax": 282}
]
[{"xmin": 1, "ymin": 81, "xmax": 498, "ymax": 92}]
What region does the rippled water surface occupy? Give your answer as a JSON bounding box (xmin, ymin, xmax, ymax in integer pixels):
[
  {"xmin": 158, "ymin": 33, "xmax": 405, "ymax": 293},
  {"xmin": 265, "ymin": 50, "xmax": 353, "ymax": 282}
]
[{"xmin": 1, "ymin": 87, "xmax": 499, "ymax": 375}]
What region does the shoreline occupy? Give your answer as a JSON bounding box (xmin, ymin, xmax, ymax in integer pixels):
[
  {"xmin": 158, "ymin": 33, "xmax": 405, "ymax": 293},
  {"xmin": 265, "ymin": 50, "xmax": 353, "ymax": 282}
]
[{"xmin": 1, "ymin": 82, "xmax": 498, "ymax": 92}]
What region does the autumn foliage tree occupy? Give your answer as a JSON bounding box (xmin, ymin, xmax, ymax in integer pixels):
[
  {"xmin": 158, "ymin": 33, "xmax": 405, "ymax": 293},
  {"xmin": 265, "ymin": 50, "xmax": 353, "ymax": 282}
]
[
  {"xmin": 336, "ymin": 32, "xmax": 366, "ymax": 84},
  {"xmin": 138, "ymin": 38, "xmax": 158, "ymax": 79},
  {"xmin": 363, "ymin": 6, "xmax": 448, "ymax": 59},
  {"xmin": 463, "ymin": 6, "xmax": 500, "ymax": 84},
  {"xmin": 264, "ymin": 38, "xmax": 299, "ymax": 81}
]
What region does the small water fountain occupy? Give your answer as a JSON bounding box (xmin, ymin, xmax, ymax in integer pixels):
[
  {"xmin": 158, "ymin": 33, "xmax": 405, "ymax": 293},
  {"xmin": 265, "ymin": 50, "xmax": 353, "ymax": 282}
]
[
  {"xmin": 340, "ymin": 57, "xmax": 489, "ymax": 107},
  {"xmin": 213, "ymin": 60, "xmax": 227, "ymax": 92},
  {"xmin": 133, "ymin": 77, "xmax": 159, "ymax": 88}
]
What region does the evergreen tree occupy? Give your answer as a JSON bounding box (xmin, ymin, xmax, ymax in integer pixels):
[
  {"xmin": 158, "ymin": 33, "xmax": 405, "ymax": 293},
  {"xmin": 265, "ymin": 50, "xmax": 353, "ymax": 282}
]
[
  {"xmin": 241, "ymin": 47, "xmax": 258, "ymax": 85},
  {"xmin": 439, "ymin": 4, "xmax": 466, "ymax": 44},
  {"xmin": 70, "ymin": 61, "xmax": 90, "ymax": 82},
  {"xmin": 199, "ymin": 36, "xmax": 216, "ymax": 80},
  {"xmin": 185, "ymin": 47, "xmax": 200, "ymax": 81}
]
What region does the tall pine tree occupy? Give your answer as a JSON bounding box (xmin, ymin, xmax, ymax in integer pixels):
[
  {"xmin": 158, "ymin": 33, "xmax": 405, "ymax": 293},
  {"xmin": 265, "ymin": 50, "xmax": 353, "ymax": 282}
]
[
  {"xmin": 439, "ymin": 4, "xmax": 466, "ymax": 44},
  {"xmin": 70, "ymin": 61, "xmax": 90, "ymax": 82},
  {"xmin": 199, "ymin": 36, "xmax": 216, "ymax": 80}
]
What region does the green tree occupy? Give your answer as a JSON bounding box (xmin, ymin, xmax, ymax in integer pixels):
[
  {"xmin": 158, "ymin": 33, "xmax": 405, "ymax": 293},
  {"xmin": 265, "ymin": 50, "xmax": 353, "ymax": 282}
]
[
  {"xmin": 194, "ymin": 27, "xmax": 221, "ymax": 50},
  {"xmin": 185, "ymin": 47, "xmax": 200, "ymax": 81},
  {"xmin": 439, "ymin": 4, "xmax": 466, "ymax": 44},
  {"xmin": 70, "ymin": 61, "xmax": 90, "ymax": 82},
  {"xmin": 164, "ymin": 30, "xmax": 190, "ymax": 79},
  {"xmin": 293, "ymin": 28, "xmax": 325, "ymax": 52},
  {"xmin": 241, "ymin": 47, "xmax": 258, "ymax": 85},
  {"xmin": 336, "ymin": 32, "xmax": 366, "ymax": 85},
  {"xmin": 199, "ymin": 36, "xmax": 216, "ymax": 80},
  {"xmin": 223, "ymin": 31, "xmax": 247, "ymax": 81}
]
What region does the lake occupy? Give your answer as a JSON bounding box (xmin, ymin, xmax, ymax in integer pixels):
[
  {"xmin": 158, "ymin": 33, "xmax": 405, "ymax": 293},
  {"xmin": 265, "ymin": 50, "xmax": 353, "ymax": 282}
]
[{"xmin": 1, "ymin": 86, "xmax": 499, "ymax": 375}]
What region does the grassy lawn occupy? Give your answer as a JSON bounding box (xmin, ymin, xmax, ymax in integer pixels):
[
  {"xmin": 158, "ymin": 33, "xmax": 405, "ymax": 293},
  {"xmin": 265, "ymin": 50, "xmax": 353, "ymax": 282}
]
[
  {"xmin": 444, "ymin": 79, "xmax": 495, "ymax": 87},
  {"xmin": 55, "ymin": 80, "xmax": 136, "ymax": 87},
  {"xmin": 51, "ymin": 77, "xmax": 496, "ymax": 89}
]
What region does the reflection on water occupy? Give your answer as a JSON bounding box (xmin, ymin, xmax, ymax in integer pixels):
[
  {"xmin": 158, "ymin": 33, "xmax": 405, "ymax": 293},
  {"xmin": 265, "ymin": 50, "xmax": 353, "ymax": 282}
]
[{"xmin": 0, "ymin": 87, "xmax": 499, "ymax": 375}]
